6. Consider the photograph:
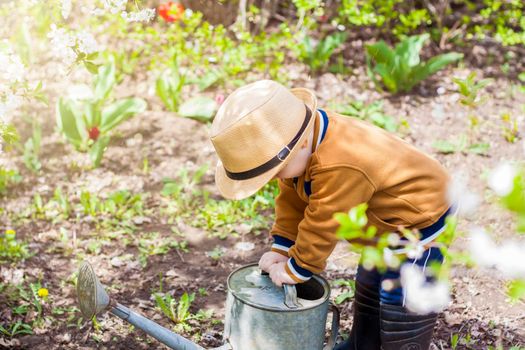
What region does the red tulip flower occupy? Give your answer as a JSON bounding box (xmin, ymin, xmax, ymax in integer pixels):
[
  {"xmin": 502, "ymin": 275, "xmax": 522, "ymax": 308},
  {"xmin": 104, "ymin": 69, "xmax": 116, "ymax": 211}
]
[
  {"xmin": 88, "ymin": 126, "xmax": 100, "ymax": 141},
  {"xmin": 158, "ymin": 2, "xmax": 185, "ymax": 22}
]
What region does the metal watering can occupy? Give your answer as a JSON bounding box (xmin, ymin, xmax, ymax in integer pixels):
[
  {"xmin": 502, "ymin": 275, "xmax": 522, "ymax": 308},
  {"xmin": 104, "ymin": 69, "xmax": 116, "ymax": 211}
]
[{"xmin": 77, "ymin": 262, "xmax": 339, "ymax": 350}]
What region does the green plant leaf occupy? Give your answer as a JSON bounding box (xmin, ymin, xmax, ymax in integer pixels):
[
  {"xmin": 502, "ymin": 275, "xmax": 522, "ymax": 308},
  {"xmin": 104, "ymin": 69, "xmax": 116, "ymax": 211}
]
[
  {"xmin": 409, "ymin": 52, "xmax": 463, "ymax": 89},
  {"xmin": 366, "ymin": 35, "xmax": 463, "ymax": 93},
  {"xmin": 156, "ymin": 74, "xmax": 175, "ymax": 111},
  {"xmin": 155, "ymin": 293, "xmax": 175, "ymax": 321},
  {"xmin": 178, "ymin": 97, "xmax": 217, "ymax": 122},
  {"xmin": 467, "ymin": 142, "xmax": 490, "ymax": 155},
  {"xmin": 156, "ymin": 66, "xmax": 185, "ymax": 112},
  {"xmin": 100, "ymin": 98, "xmax": 147, "ymax": 133},
  {"xmin": 56, "ymin": 98, "xmax": 85, "ymax": 148},
  {"xmin": 93, "ymin": 61, "xmax": 116, "ymax": 101},
  {"xmin": 84, "ymin": 101, "xmax": 102, "ymax": 128},
  {"xmin": 366, "ymin": 41, "xmax": 395, "ymax": 65},
  {"xmin": 85, "ymin": 61, "xmax": 100, "ymax": 74},
  {"xmin": 197, "ymin": 69, "xmax": 223, "ymax": 90},
  {"xmin": 395, "ymin": 34, "xmax": 428, "ymax": 67},
  {"xmin": 89, "ymin": 135, "xmax": 110, "ymax": 168},
  {"xmin": 176, "ymin": 292, "xmax": 194, "ymax": 322},
  {"xmin": 335, "ymin": 290, "xmax": 355, "ymax": 304},
  {"xmin": 374, "ymin": 63, "xmax": 398, "ymax": 93},
  {"xmin": 432, "ymin": 140, "xmax": 457, "ymax": 154},
  {"xmin": 508, "ymin": 279, "xmax": 525, "ymax": 302}
]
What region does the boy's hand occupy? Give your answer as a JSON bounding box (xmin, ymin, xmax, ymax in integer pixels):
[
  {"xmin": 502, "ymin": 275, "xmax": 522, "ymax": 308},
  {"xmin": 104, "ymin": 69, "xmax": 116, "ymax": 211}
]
[
  {"xmin": 268, "ymin": 261, "xmax": 297, "ymax": 287},
  {"xmin": 258, "ymin": 251, "xmax": 288, "ymax": 272}
]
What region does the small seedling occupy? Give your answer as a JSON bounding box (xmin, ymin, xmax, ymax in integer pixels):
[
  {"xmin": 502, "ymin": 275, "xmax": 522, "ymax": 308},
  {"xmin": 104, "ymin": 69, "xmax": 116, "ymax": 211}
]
[
  {"xmin": 156, "ymin": 58, "xmax": 186, "ymax": 112},
  {"xmin": 452, "ymin": 72, "xmax": 492, "ymax": 108},
  {"xmin": 162, "ymin": 164, "xmax": 209, "ymax": 213},
  {"xmin": 206, "ymin": 246, "xmax": 226, "ymax": 261},
  {"xmin": 450, "ymin": 333, "xmax": 459, "ymax": 349},
  {"xmin": 0, "ymin": 167, "xmax": 22, "ymax": 195},
  {"xmin": 0, "ymin": 229, "xmax": 30, "ymax": 262},
  {"xmin": 154, "ymin": 291, "xmax": 196, "ymax": 332},
  {"xmin": 0, "ymin": 321, "xmax": 33, "ymax": 337},
  {"xmin": 55, "ymin": 188, "xmax": 71, "ymax": 217},
  {"xmin": 432, "ymin": 134, "xmax": 490, "ymax": 155},
  {"xmin": 21, "ymin": 119, "xmax": 42, "ymax": 173},
  {"xmin": 501, "ymin": 113, "xmax": 519, "ymax": 143},
  {"xmin": 138, "ymin": 232, "xmax": 188, "ymax": 267}
]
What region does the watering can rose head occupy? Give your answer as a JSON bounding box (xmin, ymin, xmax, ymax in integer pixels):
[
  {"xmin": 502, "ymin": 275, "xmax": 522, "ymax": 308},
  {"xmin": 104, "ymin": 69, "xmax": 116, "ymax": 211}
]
[{"xmin": 158, "ymin": 2, "xmax": 184, "ymax": 22}]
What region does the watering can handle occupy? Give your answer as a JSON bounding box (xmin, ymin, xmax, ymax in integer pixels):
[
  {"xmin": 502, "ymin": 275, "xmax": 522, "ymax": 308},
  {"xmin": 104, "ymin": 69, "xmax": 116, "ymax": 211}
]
[
  {"xmin": 283, "ymin": 284, "xmax": 300, "ymax": 309},
  {"xmin": 324, "ymin": 302, "xmax": 340, "ymax": 350},
  {"xmin": 259, "ymin": 269, "xmax": 300, "ymax": 309}
]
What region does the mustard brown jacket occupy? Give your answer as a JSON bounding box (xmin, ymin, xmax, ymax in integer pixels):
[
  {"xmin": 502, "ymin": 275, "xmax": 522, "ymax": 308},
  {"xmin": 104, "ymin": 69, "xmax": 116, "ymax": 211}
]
[{"xmin": 270, "ymin": 109, "xmax": 450, "ymax": 283}]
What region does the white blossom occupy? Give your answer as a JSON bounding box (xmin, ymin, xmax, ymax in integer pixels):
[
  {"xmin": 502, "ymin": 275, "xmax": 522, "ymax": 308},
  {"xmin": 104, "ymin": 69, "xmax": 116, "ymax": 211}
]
[
  {"xmin": 406, "ymin": 244, "xmax": 424, "ymax": 260},
  {"xmin": 76, "ymin": 31, "xmax": 99, "ymax": 54},
  {"xmin": 47, "ymin": 25, "xmax": 99, "ymax": 65},
  {"xmin": 383, "ymin": 247, "xmax": 400, "ymax": 268},
  {"xmin": 86, "ymin": 1, "xmax": 155, "ymax": 23},
  {"xmin": 0, "ymin": 93, "xmax": 22, "ymax": 123},
  {"xmin": 0, "ymin": 44, "xmax": 25, "ymax": 83},
  {"xmin": 488, "ymin": 163, "xmax": 517, "ymax": 196},
  {"xmin": 401, "ymin": 264, "xmax": 450, "ymax": 314},
  {"xmin": 469, "ymin": 227, "xmax": 525, "ymax": 279},
  {"xmin": 386, "ymin": 233, "xmax": 401, "ymax": 246},
  {"xmin": 102, "ymin": 0, "xmax": 127, "ymax": 14},
  {"xmin": 47, "ymin": 24, "xmax": 76, "ymax": 65},
  {"xmin": 61, "ymin": 0, "xmax": 72, "ymax": 19},
  {"xmin": 121, "ymin": 8, "xmax": 156, "ymax": 22},
  {"xmin": 446, "ymin": 173, "xmax": 480, "ymax": 217}
]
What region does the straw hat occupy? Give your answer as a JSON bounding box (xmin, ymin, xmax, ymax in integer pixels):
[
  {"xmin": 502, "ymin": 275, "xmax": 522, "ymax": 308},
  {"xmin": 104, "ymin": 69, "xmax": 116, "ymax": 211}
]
[{"xmin": 210, "ymin": 80, "xmax": 317, "ymax": 200}]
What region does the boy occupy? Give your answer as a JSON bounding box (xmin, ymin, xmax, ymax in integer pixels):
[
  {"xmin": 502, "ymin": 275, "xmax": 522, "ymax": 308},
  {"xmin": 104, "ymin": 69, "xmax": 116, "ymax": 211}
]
[{"xmin": 209, "ymin": 80, "xmax": 451, "ymax": 350}]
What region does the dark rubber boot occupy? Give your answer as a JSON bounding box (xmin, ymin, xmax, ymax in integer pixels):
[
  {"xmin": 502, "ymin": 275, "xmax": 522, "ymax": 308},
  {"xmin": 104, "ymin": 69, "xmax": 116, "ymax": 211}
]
[
  {"xmin": 380, "ymin": 303, "xmax": 438, "ymax": 350},
  {"xmin": 334, "ymin": 281, "xmax": 381, "ymax": 350}
]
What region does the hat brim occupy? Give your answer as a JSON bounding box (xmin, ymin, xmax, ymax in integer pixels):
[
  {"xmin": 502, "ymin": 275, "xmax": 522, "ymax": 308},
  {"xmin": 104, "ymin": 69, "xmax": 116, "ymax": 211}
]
[{"xmin": 215, "ymin": 87, "xmax": 317, "ymax": 200}]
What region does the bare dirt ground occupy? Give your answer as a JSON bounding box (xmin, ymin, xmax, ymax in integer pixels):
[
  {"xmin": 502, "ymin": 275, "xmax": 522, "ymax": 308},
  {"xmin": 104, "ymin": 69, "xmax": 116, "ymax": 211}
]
[{"xmin": 1, "ymin": 57, "xmax": 525, "ymax": 350}]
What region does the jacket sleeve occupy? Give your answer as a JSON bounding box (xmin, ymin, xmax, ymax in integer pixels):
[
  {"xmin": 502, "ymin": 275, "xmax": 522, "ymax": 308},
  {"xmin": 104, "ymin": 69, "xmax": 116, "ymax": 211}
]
[
  {"xmin": 270, "ymin": 178, "xmax": 308, "ymax": 256},
  {"xmin": 285, "ymin": 167, "xmax": 376, "ymax": 282}
]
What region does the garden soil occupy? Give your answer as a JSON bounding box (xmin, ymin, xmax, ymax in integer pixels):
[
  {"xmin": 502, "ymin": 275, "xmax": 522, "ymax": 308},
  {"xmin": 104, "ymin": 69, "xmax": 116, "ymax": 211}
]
[{"xmin": 1, "ymin": 62, "xmax": 525, "ymax": 349}]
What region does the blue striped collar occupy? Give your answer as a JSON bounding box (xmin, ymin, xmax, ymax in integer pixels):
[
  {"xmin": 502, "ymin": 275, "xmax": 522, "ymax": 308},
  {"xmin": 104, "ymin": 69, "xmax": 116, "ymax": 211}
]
[{"xmin": 314, "ymin": 109, "xmax": 329, "ymax": 152}]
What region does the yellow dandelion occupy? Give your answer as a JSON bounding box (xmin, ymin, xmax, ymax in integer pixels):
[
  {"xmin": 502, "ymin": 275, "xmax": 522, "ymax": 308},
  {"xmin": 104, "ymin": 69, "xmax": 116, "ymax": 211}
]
[
  {"xmin": 5, "ymin": 229, "xmax": 15, "ymax": 236},
  {"xmin": 38, "ymin": 288, "xmax": 49, "ymax": 298}
]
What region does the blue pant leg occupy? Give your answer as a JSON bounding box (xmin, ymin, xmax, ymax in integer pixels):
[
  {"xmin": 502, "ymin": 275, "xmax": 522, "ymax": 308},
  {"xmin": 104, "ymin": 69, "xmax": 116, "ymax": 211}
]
[
  {"xmin": 379, "ymin": 247, "xmax": 445, "ymax": 306},
  {"xmin": 355, "ymin": 264, "xmax": 381, "ymax": 290}
]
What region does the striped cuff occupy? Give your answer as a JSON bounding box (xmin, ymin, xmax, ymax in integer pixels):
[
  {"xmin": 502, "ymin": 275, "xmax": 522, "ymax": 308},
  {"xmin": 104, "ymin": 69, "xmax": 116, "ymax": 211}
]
[
  {"xmin": 285, "ymin": 257, "xmax": 313, "ymax": 283},
  {"xmin": 271, "ymin": 235, "xmax": 295, "ymax": 256}
]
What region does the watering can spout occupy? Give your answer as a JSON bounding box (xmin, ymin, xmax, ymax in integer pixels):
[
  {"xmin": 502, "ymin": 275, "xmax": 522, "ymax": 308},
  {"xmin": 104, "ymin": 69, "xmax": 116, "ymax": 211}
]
[{"xmin": 76, "ymin": 262, "xmax": 230, "ymax": 350}]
